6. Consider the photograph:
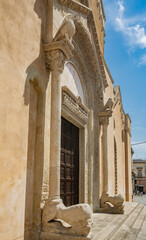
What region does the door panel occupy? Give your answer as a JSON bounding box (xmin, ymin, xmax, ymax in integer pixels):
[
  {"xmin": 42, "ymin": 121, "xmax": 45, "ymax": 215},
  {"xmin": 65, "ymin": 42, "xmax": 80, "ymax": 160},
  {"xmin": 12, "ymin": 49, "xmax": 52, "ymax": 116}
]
[{"xmin": 60, "ymin": 117, "xmax": 79, "ymax": 206}]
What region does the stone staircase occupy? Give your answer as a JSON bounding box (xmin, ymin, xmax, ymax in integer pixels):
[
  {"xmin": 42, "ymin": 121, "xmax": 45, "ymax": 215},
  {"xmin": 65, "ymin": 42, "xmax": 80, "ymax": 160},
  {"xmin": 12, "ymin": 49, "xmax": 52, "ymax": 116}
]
[{"xmin": 91, "ymin": 202, "xmax": 146, "ymax": 240}]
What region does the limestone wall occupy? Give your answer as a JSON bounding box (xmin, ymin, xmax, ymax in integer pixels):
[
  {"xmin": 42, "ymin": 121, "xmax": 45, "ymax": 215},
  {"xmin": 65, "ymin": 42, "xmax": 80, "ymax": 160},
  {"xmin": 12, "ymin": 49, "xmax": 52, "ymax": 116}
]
[{"xmin": 0, "ymin": 1, "xmax": 50, "ymax": 239}]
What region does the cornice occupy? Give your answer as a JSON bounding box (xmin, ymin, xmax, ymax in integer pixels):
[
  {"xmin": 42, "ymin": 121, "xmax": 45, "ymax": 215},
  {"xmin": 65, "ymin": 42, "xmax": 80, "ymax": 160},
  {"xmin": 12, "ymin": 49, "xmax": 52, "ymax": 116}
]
[{"xmin": 57, "ymin": 0, "xmax": 92, "ymax": 15}]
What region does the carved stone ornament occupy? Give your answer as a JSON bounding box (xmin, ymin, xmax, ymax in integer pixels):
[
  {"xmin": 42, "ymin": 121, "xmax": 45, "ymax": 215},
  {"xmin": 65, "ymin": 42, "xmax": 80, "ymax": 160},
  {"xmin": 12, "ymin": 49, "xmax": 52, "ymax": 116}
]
[
  {"xmin": 99, "ymin": 98, "xmax": 113, "ymax": 125},
  {"xmin": 99, "ymin": 112, "xmax": 109, "ymax": 125},
  {"xmin": 41, "ymin": 198, "xmax": 93, "ymax": 238},
  {"xmin": 57, "ymin": 0, "xmax": 91, "ymax": 15},
  {"xmin": 62, "ymin": 86, "xmax": 89, "ymax": 125},
  {"xmin": 44, "ymin": 15, "xmax": 76, "ymax": 72},
  {"xmin": 101, "ymin": 192, "xmax": 124, "ymax": 214}
]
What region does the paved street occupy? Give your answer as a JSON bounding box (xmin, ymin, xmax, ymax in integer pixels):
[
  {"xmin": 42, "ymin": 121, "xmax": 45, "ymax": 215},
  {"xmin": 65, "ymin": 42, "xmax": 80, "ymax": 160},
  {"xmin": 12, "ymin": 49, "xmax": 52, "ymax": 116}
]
[{"xmin": 133, "ymin": 194, "xmax": 146, "ymax": 205}]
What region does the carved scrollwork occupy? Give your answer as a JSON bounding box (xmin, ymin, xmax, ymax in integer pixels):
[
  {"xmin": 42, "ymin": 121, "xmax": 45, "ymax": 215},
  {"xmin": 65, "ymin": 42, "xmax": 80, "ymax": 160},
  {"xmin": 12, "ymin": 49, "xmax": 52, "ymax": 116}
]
[{"xmin": 62, "ymin": 87, "xmax": 88, "ymax": 124}]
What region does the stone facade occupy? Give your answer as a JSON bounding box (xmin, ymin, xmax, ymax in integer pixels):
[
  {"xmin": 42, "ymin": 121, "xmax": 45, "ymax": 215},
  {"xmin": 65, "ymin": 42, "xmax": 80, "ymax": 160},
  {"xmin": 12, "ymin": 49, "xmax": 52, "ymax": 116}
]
[{"xmin": 0, "ymin": 1, "xmax": 132, "ymax": 240}]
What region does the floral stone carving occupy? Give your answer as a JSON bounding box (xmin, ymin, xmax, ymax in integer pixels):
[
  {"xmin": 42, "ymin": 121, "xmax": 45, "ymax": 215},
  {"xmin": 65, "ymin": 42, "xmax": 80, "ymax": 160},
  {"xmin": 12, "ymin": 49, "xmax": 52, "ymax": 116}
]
[
  {"xmin": 101, "ymin": 192, "xmax": 124, "ymax": 214},
  {"xmin": 41, "ymin": 199, "xmax": 93, "ymax": 238}
]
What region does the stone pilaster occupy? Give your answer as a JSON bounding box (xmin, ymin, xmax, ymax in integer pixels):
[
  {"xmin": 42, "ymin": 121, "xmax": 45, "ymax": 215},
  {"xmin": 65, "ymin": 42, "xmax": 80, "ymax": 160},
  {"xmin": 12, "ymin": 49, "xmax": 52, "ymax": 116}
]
[
  {"xmin": 99, "ymin": 98, "xmax": 113, "ymax": 194},
  {"xmin": 99, "ymin": 112, "xmax": 110, "ymax": 193}
]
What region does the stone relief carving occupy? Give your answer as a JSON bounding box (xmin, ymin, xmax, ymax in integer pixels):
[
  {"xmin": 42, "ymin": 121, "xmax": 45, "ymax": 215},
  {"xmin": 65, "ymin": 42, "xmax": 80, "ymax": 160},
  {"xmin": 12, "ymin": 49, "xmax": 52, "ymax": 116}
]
[
  {"xmin": 54, "ymin": 15, "xmax": 76, "ymax": 41},
  {"xmin": 62, "ymin": 87, "xmax": 88, "ymax": 124},
  {"xmin": 41, "ymin": 199, "xmax": 93, "ymax": 238},
  {"xmin": 101, "ymin": 192, "xmax": 124, "ymax": 214},
  {"xmin": 44, "ymin": 15, "xmax": 76, "ymax": 72},
  {"xmin": 46, "ymin": 49, "xmax": 66, "ymax": 73},
  {"xmin": 57, "ymin": 0, "xmax": 91, "ymax": 15}
]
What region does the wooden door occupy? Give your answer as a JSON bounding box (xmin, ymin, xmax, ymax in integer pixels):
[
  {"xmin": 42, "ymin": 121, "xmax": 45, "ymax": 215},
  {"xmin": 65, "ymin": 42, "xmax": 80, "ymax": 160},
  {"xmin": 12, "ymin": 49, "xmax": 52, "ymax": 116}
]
[{"xmin": 60, "ymin": 117, "xmax": 79, "ymax": 206}]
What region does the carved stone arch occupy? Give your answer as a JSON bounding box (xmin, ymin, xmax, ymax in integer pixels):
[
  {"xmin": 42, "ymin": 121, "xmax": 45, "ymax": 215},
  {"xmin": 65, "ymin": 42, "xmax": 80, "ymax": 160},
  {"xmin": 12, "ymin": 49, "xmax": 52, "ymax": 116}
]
[
  {"xmin": 71, "ymin": 41, "xmax": 94, "ymax": 110},
  {"xmin": 73, "ymin": 18, "xmax": 104, "ymax": 113}
]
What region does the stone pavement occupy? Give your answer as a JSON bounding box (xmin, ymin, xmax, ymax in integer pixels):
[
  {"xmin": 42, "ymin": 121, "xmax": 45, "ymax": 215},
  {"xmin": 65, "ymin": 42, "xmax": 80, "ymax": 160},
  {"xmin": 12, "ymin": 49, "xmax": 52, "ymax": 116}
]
[
  {"xmin": 133, "ymin": 194, "xmax": 146, "ymax": 206},
  {"xmin": 91, "ymin": 202, "xmax": 146, "ymax": 240}
]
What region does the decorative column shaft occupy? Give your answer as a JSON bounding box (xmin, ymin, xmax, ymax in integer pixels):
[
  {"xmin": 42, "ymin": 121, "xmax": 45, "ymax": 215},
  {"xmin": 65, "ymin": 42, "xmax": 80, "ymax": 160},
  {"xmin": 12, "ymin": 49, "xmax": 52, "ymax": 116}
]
[
  {"xmin": 46, "ymin": 49, "xmax": 66, "ymax": 199},
  {"xmin": 44, "ymin": 37, "xmax": 74, "ymax": 200},
  {"xmin": 100, "ymin": 114, "xmax": 109, "ymax": 193}
]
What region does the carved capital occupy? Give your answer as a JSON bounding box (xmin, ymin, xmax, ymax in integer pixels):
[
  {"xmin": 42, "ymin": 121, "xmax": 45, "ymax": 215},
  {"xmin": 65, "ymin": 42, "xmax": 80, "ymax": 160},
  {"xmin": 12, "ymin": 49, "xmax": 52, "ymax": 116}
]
[
  {"xmin": 99, "ymin": 98, "xmax": 113, "ymax": 125},
  {"xmin": 99, "ymin": 113, "xmax": 109, "ymax": 126},
  {"xmin": 45, "ymin": 48, "xmax": 66, "ymax": 73},
  {"xmin": 44, "ymin": 39, "xmax": 74, "ymax": 73}
]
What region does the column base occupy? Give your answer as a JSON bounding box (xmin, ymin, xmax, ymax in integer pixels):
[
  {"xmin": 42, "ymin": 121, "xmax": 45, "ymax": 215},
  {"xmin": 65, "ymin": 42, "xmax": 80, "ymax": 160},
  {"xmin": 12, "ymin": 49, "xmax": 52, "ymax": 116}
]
[{"xmin": 40, "ymin": 232, "xmax": 93, "ymax": 240}]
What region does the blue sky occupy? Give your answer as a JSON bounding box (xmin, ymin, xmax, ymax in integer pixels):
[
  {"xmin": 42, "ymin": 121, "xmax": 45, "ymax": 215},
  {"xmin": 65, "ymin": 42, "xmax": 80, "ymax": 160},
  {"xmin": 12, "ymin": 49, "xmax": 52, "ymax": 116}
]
[{"xmin": 102, "ymin": 0, "xmax": 146, "ymax": 159}]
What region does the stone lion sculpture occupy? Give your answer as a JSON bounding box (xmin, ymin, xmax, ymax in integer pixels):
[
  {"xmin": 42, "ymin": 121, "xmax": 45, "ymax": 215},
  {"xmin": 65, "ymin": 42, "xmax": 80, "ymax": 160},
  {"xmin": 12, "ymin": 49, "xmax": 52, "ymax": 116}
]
[
  {"xmin": 54, "ymin": 15, "xmax": 76, "ymax": 41},
  {"xmin": 41, "ymin": 198, "xmax": 93, "ymax": 237},
  {"xmin": 101, "ymin": 192, "xmax": 124, "ymax": 214}
]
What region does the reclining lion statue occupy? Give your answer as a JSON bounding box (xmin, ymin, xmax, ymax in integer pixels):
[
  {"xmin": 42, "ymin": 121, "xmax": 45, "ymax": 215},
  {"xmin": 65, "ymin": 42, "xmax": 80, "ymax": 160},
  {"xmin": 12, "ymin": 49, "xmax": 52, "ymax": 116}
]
[
  {"xmin": 41, "ymin": 198, "xmax": 93, "ymax": 237},
  {"xmin": 101, "ymin": 192, "xmax": 124, "ymax": 214}
]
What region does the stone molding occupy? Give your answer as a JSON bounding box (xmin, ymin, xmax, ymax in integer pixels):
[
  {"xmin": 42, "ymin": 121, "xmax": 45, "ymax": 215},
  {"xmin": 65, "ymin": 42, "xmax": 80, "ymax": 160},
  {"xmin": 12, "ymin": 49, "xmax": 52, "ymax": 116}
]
[
  {"xmin": 62, "ymin": 86, "xmax": 89, "ymax": 125},
  {"xmin": 97, "ymin": 0, "xmax": 106, "ymax": 22},
  {"xmin": 57, "ymin": 0, "xmax": 92, "ymax": 15},
  {"xmin": 113, "ymin": 85, "xmax": 125, "ymax": 126},
  {"xmin": 88, "ymin": 15, "xmax": 108, "ymax": 88}
]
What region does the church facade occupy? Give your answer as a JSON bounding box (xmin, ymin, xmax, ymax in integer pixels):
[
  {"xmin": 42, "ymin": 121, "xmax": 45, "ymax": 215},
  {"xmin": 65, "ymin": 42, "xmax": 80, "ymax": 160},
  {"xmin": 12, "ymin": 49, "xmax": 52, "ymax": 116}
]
[{"xmin": 0, "ymin": 1, "xmax": 132, "ymax": 240}]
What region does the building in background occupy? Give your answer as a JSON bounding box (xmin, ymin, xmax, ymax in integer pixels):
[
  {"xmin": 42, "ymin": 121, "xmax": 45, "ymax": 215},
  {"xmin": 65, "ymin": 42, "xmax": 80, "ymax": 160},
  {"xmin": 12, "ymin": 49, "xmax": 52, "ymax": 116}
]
[
  {"xmin": 0, "ymin": 1, "xmax": 132, "ymax": 240},
  {"xmin": 133, "ymin": 159, "xmax": 146, "ymax": 194}
]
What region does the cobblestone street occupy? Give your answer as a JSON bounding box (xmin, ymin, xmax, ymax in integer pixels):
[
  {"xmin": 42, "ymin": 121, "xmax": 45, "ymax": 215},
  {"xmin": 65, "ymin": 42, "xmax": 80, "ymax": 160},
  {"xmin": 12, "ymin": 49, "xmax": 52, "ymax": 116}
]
[{"xmin": 133, "ymin": 194, "xmax": 146, "ymax": 205}]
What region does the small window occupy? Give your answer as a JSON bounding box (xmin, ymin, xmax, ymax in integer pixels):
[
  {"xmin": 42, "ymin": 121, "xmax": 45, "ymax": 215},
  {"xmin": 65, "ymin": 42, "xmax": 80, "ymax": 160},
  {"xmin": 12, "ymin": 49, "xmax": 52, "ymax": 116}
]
[{"xmin": 138, "ymin": 169, "xmax": 142, "ymax": 178}]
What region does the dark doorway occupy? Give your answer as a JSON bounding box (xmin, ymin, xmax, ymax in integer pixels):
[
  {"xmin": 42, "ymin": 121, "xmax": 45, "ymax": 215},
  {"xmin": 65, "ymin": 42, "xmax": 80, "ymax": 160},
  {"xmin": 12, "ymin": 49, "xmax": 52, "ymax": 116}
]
[{"xmin": 60, "ymin": 117, "xmax": 79, "ymax": 206}]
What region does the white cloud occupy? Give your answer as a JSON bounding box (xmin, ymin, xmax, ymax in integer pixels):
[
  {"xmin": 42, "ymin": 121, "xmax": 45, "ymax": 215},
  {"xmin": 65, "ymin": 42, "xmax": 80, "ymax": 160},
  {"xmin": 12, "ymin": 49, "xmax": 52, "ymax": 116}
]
[
  {"xmin": 139, "ymin": 54, "xmax": 146, "ymax": 66},
  {"xmin": 107, "ymin": 0, "xmax": 146, "ymax": 49}
]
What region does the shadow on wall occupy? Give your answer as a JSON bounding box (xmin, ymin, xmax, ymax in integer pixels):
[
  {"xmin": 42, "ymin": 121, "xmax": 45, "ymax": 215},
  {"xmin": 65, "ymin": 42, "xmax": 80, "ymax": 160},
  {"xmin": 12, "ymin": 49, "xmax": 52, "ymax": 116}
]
[{"xmin": 23, "ymin": 0, "xmax": 50, "ymax": 239}]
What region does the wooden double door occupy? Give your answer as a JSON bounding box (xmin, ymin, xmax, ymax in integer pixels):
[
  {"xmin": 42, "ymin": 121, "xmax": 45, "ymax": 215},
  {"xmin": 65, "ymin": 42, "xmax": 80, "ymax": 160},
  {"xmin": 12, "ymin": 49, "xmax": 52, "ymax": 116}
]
[{"xmin": 60, "ymin": 117, "xmax": 79, "ymax": 206}]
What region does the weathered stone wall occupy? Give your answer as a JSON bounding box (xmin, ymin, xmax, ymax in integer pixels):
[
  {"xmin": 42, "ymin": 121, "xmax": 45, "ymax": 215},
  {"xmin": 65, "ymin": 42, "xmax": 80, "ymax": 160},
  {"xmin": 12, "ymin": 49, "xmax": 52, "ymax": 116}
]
[{"xmin": 0, "ymin": 1, "xmax": 50, "ymax": 239}]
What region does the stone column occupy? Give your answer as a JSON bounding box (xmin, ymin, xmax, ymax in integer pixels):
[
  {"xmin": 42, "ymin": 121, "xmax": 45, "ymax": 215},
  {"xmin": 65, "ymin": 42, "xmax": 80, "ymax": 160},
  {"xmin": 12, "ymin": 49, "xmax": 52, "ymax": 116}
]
[
  {"xmin": 47, "ymin": 49, "xmax": 65, "ymax": 199},
  {"xmin": 99, "ymin": 113, "xmax": 109, "ymax": 193},
  {"xmin": 44, "ymin": 39, "xmax": 74, "ymax": 201}
]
